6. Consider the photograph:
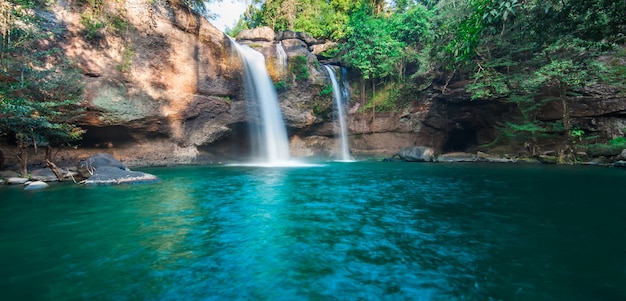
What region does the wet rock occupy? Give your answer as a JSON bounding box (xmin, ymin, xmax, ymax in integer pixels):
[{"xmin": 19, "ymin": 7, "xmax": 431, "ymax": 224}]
[
  {"xmin": 611, "ymin": 160, "xmax": 626, "ymax": 168},
  {"xmin": 83, "ymin": 166, "xmax": 159, "ymax": 185},
  {"xmin": 0, "ymin": 170, "xmax": 19, "ymax": 180},
  {"xmin": 477, "ymin": 152, "xmax": 515, "ymax": 163},
  {"xmin": 537, "ymin": 155, "xmax": 558, "ymax": 164},
  {"xmin": 398, "ymin": 146, "xmax": 435, "ymax": 162},
  {"xmin": 77, "ymin": 153, "xmax": 128, "ymax": 178},
  {"xmin": 30, "ymin": 168, "xmax": 60, "ymax": 182},
  {"xmin": 24, "ymin": 181, "xmax": 49, "ymax": 190},
  {"xmin": 516, "ymin": 157, "xmax": 541, "ymax": 164},
  {"xmin": 6, "ymin": 177, "xmax": 29, "ymax": 185},
  {"xmin": 618, "ymin": 149, "xmax": 626, "ymax": 160},
  {"xmin": 586, "ymin": 144, "xmax": 626, "ymax": 157},
  {"xmin": 436, "ymin": 152, "xmax": 477, "ymax": 162}
]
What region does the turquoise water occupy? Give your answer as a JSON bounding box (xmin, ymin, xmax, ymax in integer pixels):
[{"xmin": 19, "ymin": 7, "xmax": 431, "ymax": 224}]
[{"xmin": 1, "ymin": 162, "xmax": 625, "ymax": 300}]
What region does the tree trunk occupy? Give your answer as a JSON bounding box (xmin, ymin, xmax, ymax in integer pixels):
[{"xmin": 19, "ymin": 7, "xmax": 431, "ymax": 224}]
[
  {"xmin": 16, "ymin": 143, "xmax": 28, "ymax": 177},
  {"xmin": 371, "ymin": 78, "xmax": 376, "ymax": 130},
  {"xmin": 560, "ymin": 84, "xmax": 572, "ymax": 141},
  {"xmin": 560, "ymin": 82, "xmax": 573, "ymax": 163},
  {"xmin": 46, "ymin": 159, "xmax": 64, "ymax": 182}
]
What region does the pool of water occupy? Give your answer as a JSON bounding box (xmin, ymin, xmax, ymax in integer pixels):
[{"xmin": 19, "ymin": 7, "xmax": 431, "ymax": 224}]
[{"xmin": 1, "ymin": 162, "xmax": 625, "ymax": 300}]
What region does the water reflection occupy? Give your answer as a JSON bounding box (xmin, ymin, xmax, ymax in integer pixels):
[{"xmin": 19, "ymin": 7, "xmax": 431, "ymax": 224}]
[{"xmin": 1, "ymin": 163, "xmax": 625, "ymax": 300}]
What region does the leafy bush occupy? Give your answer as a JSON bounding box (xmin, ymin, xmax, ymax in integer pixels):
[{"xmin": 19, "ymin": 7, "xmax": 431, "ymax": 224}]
[
  {"xmin": 319, "ymin": 85, "xmax": 333, "ymax": 96},
  {"xmin": 80, "ymin": 13, "xmax": 105, "ymax": 40},
  {"xmin": 290, "ymin": 55, "xmax": 310, "ymax": 81},
  {"xmin": 274, "ymin": 81, "xmax": 288, "ymax": 91},
  {"xmin": 609, "ymin": 137, "xmax": 626, "ymax": 145}
]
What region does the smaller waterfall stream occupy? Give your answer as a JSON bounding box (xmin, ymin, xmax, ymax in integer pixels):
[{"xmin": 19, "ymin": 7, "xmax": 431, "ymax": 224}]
[
  {"xmin": 231, "ymin": 40, "xmax": 291, "ymax": 164},
  {"xmin": 324, "ymin": 65, "xmax": 352, "ymax": 161},
  {"xmin": 276, "ymin": 42, "xmax": 288, "ymax": 74}
]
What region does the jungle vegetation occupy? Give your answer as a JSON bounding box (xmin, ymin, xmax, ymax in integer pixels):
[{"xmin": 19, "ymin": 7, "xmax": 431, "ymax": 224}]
[{"xmin": 230, "ymin": 0, "xmax": 626, "ymax": 156}]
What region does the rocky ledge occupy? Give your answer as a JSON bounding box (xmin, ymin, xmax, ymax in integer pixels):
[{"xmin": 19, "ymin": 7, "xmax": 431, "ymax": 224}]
[
  {"xmin": 1, "ymin": 153, "xmax": 159, "ymax": 190},
  {"xmin": 77, "ymin": 153, "xmax": 159, "ymax": 185}
]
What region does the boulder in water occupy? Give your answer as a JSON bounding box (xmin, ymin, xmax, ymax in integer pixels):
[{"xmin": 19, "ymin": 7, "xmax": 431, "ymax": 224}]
[
  {"xmin": 30, "ymin": 168, "xmax": 61, "ymax": 182},
  {"xmin": 398, "ymin": 146, "xmax": 435, "ymax": 162},
  {"xmin": 83, "ymin": 166, "xmax": 159, "ymax": 185},
  {"xmin": 436, "ymin": 152, "xmax": 477, "ymax": 163},
  {"xmin": 77, "ymin": 153, "xmax": 129, "ymax": 178},
  {"xmin": 476, "ymin": 152, "xmax": 515, "ymax": 163},
  {"xmin": 611, "ymin": 160, "xmax": 626, "ymax": 168},
  {"xmin": 24, "ymin": 181, "xmax": 49, "ymax": 190},
  {"xmin": 6, "ymin": 177, "xmax": 29, "ymax": 185}
]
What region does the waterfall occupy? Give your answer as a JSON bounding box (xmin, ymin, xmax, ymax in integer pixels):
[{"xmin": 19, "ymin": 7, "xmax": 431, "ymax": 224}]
[
  {"xmin": 231, "ymin": 40, "xmax": 291, "ymax": 164},
  {"xmin": 276, "ymin": 42, "xmax": 288, "ymax": 74},
  {"xmin": 324, "ymin": 65, "xmax": 352, "ymax": 161}
]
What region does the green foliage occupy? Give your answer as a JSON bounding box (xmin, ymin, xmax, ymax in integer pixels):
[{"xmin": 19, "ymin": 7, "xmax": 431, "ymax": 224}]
[
  {"xmin": 319, "ymin": 46, "xmax": 339, "ymax": 58},
  {"xmin": 319, "ymin": 85, "xmax": 332, "ymax": 96},
  {"xmin": 274, "ymin": 80, "xmax": 288, "ymax": 91},
  {"xmin": 609, "ymin": 137, "xmax": 626, "ymax": 145},
  {"xmin": 290, "ymin": 55, "xmax": 309, "ymax": 81},
  {"xmin": 80, "ymin": 13, "xmax": 105, "ymax": 40},
  {"xmin": 341, "ymin": 7, "xmax": 404, "ymax": 81},
  {"xmin": 1, "ymin": 0, "xmax": 85, "ymax": 169},
  {"xmin": 116, "ymin": 44, "xmax": 134, "ymax": 72},
  {"xmin": 571, "ymin": 128, "xmax": 585, "ymax": 140},
  {"xmin": 241, "ymin": 0, "xmax": 357, "ymax": 39}
]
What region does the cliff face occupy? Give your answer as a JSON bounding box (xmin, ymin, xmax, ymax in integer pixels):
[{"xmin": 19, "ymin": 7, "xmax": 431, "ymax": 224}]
[
  {"xmin": 5, "ymin": 1, "xmax": 623, "ymax": 168},
  {"xmin": 48, "ymin": 0, "xmax": 245, "ymax": 165}
]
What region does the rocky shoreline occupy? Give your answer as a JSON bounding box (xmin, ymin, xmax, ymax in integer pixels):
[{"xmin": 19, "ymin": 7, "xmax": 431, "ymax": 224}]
[
  {"xmin": 2, "ymin": 146, "xmax": 625, "ymax": 191},
  {"xmin": 0, "ymin": 153, "xmax": 159, "ymax": 190},
  {"xmin": 387, "ymin": 146, "xmax": 626, "ymax": 168}
]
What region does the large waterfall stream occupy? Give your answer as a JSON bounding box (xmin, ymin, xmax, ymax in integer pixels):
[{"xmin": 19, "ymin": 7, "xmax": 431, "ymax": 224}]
[{"xmin": 231, "ymin": 41, "xmax": 291, "ymax": 165}]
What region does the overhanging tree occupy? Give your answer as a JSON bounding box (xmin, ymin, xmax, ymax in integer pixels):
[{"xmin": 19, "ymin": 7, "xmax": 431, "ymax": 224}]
[{"xmin": 1, "ymin": 0, "xmax": 85, "ymax": 176}]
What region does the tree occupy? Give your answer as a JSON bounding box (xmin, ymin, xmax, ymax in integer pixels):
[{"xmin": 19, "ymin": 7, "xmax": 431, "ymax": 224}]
[{"xmin": 1, "ymin": 0, "xmax": 84, "ymax": 176}]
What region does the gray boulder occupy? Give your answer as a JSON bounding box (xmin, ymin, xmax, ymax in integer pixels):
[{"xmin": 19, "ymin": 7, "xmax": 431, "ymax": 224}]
[
  {"xmin": 236, "ymin": 26, "xmax": 275, "ymax": 42},
  {"xmin": 476, "ymin": 151, "xmax": 515, "ymax": 163},
  {"xmin": 0, "ymin": 170, "xmax": 19, "ymax": 179},
  {"xmin": 77, "ymin": 153, "xmax": 128, "ymax": 178},
  {"xmin": 436, "ymin": 152, "xmax": 477, "ymax": 163},
  {"xmin": 83, "ymin": 166, "xmax": 159, "ymax": 185},
  {"xmin": 611, "ymin": 160, "xmax": 626, "ymax": 168},
  {"xmin": 24, "ymin": 181, "xmax": 49, "ymax": 190},
  {"xmin": 30, "ymin": 168, "xmax": 60, "ymax": 182},
  {"xmin": 6, "ymin": 177, "xmax": 28, "ymax": 185},
  {"xmin": 398, "ymin": 146, "xmax": 435, "ymax": 162}
]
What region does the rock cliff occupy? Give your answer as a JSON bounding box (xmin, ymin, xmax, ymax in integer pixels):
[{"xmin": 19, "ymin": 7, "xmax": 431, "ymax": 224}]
[{"xmin": 2, "ymin": 0, "xmax": 624, "ymax": 169}]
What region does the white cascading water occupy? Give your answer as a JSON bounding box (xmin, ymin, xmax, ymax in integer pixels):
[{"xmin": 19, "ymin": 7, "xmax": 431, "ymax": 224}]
[
  {"xmin": 324, "ymin": 65, "xmax": 351, "ymax": 161},
  {"xmin": 276, "ymin": 42, "xmax": 288, "ymax": 74},
  {"xmin": 231, "ymin": 40, "xmax": 291, "ymax": 164}
]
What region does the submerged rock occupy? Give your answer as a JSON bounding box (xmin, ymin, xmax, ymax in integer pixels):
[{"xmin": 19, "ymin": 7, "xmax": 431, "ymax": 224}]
[
  {"xmin": 398, "ymin": 146, "xmax": 435, "ymax": 162},
  {"xmin": 24, "ymin": 181, "xmax": 49, "ymax": 190},
  {"xmin": 83, "ymin": 166, "xmax": 159, "ymax": 185}
]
